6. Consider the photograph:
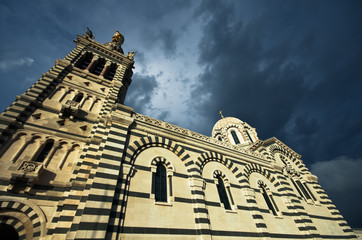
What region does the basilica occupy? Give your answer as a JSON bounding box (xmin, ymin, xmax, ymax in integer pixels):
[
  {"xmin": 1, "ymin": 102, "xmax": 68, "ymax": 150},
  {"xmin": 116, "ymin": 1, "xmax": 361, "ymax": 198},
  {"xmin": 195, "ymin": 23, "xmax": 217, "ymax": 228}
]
[{"xmin": 0, "ymin": 30, "xmax": 357, "ymax": 239}]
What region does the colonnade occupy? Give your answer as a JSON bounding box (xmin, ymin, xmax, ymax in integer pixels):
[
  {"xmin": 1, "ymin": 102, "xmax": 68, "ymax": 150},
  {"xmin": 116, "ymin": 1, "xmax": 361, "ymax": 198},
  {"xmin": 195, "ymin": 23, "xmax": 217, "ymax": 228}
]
[
  {"xmin": 50, "ymin": 86, "xmax": 102, "ymax": 113},
  {"xmin": 0, "ymin": 131, "xmax": 82, "ymax": 171}
]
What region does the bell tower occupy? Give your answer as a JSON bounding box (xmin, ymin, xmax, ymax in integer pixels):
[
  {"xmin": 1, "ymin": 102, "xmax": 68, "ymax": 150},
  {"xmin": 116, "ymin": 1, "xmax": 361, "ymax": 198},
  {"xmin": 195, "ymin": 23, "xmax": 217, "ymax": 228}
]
[{"xmin": 0, "ymin": 29, "xmax": 135, "ymax": 239}]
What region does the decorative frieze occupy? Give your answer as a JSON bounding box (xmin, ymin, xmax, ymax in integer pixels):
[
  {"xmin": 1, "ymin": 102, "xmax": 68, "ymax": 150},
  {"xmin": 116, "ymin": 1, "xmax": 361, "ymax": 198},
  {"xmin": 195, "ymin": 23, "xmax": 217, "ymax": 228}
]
[{"xmin": 134, "ymin": 113, "xmax": 266, "ymax": 160}]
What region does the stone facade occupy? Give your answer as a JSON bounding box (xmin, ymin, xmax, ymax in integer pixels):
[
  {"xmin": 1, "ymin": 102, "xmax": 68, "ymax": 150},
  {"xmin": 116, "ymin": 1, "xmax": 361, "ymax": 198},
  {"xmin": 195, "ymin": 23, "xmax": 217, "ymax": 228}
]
[{"xmin": 0, "ymin": 31, "xmax": 357, "ymax": 239}]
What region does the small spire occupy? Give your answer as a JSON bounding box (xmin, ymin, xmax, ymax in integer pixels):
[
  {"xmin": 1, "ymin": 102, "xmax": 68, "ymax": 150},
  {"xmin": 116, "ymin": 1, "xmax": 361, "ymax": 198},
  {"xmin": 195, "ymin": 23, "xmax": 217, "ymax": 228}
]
[{"xmin": 219, "ymin": 110, "xmax": 224, "ymax": 119}]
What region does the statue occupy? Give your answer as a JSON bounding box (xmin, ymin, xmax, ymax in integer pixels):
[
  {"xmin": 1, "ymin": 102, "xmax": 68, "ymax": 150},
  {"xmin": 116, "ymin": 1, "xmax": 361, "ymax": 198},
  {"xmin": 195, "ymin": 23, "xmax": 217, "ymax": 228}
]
[
  {"xmin": 112, "ymin": 30, "xmax": 124, "ymax": 45},
  {"xmin": 104, "ymin": 30, "xmax": 125, "ymax": 54},
  {"xmin": 85, "ymin": 27, "xmax": 95, "ymax": 39},
  {"xmin": 127, "ymin": 51, "xmax": 136, "ymax": 60}
]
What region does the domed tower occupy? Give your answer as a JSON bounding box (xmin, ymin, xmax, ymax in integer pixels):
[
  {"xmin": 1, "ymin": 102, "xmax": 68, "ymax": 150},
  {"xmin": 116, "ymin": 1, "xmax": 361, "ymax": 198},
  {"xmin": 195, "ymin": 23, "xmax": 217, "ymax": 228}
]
[{"xmin": 212, "ymin": 116, "xmax": 258, "ymax": 145}]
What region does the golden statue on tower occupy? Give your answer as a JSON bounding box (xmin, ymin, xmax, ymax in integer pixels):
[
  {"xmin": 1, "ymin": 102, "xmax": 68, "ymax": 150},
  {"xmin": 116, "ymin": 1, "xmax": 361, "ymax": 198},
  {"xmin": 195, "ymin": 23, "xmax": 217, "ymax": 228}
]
[{"xmin": 112, "ymin": 30, "xmax": 124, "ymax": 44}]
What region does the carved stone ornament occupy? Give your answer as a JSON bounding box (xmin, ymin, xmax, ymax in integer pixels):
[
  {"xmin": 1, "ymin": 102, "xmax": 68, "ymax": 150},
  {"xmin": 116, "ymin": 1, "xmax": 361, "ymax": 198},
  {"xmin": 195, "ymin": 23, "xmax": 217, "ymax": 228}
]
[
  {"xmin": 8, "ymin": 161, "xmax": 44, "ymax": 193},
  {"xmin": 19, "ymin": 162, "xmax": 38, "ymax": 172},
  {"xmin": 17, "ymin": 161, "xmax": 42, "ymax": 174},
  {"xmin": 283, "ymin": 165, "xmax": 300, "ymax": 177},
  {"xmin": 65, "ymin": 100, "xmax": 80, "ymax": 108}
]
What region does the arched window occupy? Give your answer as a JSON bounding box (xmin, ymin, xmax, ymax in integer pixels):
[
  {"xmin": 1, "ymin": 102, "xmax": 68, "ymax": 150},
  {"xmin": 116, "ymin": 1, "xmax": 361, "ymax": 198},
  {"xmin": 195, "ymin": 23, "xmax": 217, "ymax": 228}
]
[
  {"xmin": 258, "ymin": 180, "xmax": 278, "ymax": 216},
  {"xmin": 73, "ymin": 93, "xmax": 84, "ymax": 103},
  {"xmin": 216, "ymin": 176, "xmax": 231, "ymax": 210},
  {"xmin": 104, "ymin": 63, "xmax": 118, "ymax": 80},
  {"xmin": 155, "ymin": 164, "xmax": 167, "ymax": 202},
  {"xmin": 290, "ymin": 178, "xmax": 305, "ymax": 199},
  {"xmin": 75, "ymin": 52, "xmax": 93, "ymax": 70},
  {"xmin": 303, "ymin": 182, "xmax": 316, "ymax": 201},
  {"xmin": 230, "ymin": 130, "xmax": 240, "ymax": 144},
  {"xmin": 90, "ymin": 58, "xmax": 106, "ymax": 76},
  {"xmin": 34, "ymin": 140, "xmax": 54, "ymax": 163},
  {"xmin": 245, "ymin": 130, "xmax": 254, "ymax": 143},
  {"xmin": 295, "ymin": 180, "xmax": 317, "ymax": 201}
]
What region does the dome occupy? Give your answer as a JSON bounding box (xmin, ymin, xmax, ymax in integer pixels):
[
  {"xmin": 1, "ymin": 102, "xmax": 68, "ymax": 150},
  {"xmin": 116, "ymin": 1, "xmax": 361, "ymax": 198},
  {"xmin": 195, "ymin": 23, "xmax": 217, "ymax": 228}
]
[
  {"xmin": 212, "ymin": 116, "xmax": 259, "ymax": 145},
  {"xmin": 212, "ymin": 117, "xmax": 244, "ymax": 137}
]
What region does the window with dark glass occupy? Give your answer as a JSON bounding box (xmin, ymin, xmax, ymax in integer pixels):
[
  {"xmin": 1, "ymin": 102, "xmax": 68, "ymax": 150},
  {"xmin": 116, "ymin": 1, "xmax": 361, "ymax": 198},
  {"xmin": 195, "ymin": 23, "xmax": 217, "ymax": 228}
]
[
  {"xmin": 303, "ymin": 182, "xmax": 317, "ymax": 201},
  {"xmin": 245, "ymin": 130, "xmax": 254, "ymax": 143},
  {"xmin": 296, "ymin": 180, "xmax": 311, "ymax": 200},
  {"xmin": 216, "ymin": 176, "xmax": 231, "ymax": 210},
  {"xmin": 73, "ymin": 93, "xmax": 84, "ymax": 103},
  {"xmin": 75, "ymin": 52, "xmax": 93, "ymax": 70},
  {"xmin": 231, "ymin": 130, "xmax": 240, "ymax": 144},
  {"xmin": 155, "ymin": 164, "xmax": 167, "ymax": 202},
  {"xmin": 90, "ymin": 58, "xmax": 106, "ymax": 76},
  {"xmin": 291, "ymin": 178, "xmax": 304, "ymax": 199},
  {"xmin": 35, "ymin": 140, "xmax": 54, "ymax": 163},
  {"xmin": 261, "ymin": 186, "xmax": 277, "ymax": 216},
  {"xmin": 104, "ymin": 63, "xmax": 118, "ymax": 80}
]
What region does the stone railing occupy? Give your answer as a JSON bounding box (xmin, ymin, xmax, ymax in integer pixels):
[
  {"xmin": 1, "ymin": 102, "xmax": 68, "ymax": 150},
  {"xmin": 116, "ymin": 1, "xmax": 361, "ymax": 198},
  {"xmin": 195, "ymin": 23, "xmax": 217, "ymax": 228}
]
[{"xmin": 134, "ymin": 113, "xmax": 266, "ymax": 160}]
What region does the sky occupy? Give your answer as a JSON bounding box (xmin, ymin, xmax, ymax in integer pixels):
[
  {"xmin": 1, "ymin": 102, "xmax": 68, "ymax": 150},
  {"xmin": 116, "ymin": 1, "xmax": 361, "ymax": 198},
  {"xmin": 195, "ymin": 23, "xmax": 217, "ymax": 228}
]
[{"xmin": 1, "ymin": 0, "xmax": 361, "ymax": 228}]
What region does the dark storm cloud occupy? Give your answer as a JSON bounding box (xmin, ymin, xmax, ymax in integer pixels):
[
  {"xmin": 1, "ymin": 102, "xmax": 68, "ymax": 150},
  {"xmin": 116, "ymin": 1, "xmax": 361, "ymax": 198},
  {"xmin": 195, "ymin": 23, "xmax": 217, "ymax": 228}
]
[
  {"xmin": 1, "ymin": 0, "xmax": 361, "ymax": 228},
  {"xmin": 193, "ymin": 0, "xmax": 309, "ymax": 137},
  {"xmin": 122, "ymin": 0, "xmax": 192, "ymax": 58},
  {"xmin": 192, "ymin": 0, "xmax": 362, "ymax": 158},
  {"xmin": 143, "ymin": 28, "xmax": 178, "ymax": 58},
  {"xmin": 192, "ymin": 0, "xmax": 362, "ymax": 227},
  {"xmin": 125, "ymin": 72, "xmax": 158, "ymax": 114},
  {"xmin": 157, "ymin": 29, "xmax": 178, "ymax": 57},
  {"xmin": 310, "ymin": 157, "xmax": 362, "ymax": 228}
]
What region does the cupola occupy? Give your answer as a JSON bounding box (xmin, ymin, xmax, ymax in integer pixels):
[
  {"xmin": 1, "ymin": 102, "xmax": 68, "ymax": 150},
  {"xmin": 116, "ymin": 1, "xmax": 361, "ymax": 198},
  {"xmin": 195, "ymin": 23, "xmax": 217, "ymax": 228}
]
[{"xmin": 212, "ymin": 117, "xmax": 258, "ymax": 145}]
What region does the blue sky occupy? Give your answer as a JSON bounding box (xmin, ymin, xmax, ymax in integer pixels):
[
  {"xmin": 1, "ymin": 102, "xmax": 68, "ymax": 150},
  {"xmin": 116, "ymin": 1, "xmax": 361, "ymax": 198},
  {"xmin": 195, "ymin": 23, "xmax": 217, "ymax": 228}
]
[{"xmin": 1, "ymin": 0, "xmax": 361, "ymax": 228}]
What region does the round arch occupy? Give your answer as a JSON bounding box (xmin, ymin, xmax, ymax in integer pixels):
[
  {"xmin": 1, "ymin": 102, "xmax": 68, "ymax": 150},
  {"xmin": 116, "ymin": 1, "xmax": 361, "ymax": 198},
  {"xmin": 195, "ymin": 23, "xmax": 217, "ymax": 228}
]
[
  {"xmin": 213, "ymin": 170, "xmax": 229, "ymax": 182},
  {"xmin": 241, "ymin": 163, "xmax": 284, "ymax": 193},
  {"xmin": 124, "ymin": 136, "xmax": 192, "ymax": 173},
  {"xmin": 269, "ymin": 144, "xmax": 309, "ymax": 173},
  {"xmin": 0, "ymin": 197, "xmax": 46, "ymax": 239},
  {"xmin": 150, "ymin": 156, "xmax": 175, "ymax": 172},
  {"xmin": 195, "ymin": 151, "xmax": 246, "ymax": 185}
]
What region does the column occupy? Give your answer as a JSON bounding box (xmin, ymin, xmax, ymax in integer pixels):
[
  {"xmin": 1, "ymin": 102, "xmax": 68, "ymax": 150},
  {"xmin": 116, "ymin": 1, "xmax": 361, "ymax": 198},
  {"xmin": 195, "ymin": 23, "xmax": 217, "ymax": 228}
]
[
  {"xmin": 100, "ymin": 61, "xmax": 112, "ymax": 77},
  {"xmin": 85, "ymin": 55, "xmax": 99, "ymax": 72},
  {"xmin": 9, "ymin": 136, "xmax": 32, "ymax": 163},
  {"xmin": 243, "ymin": 187, "xmax": 268, "ymax": 238},
  {"xmin": 189, "ymin": 177, "xmax": 212, "ymax": 240}
]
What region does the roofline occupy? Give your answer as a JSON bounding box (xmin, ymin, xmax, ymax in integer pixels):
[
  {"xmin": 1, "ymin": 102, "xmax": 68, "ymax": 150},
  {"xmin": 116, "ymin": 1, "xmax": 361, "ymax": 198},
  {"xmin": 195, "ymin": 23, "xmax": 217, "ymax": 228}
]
[{"xmin": 249, "ymin": 137, "xmax": 302, "ymax": 159}]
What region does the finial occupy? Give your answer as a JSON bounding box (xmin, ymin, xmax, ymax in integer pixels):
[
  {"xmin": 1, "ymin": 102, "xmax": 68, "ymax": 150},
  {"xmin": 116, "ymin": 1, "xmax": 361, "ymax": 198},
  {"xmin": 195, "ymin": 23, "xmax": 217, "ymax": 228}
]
[{"xmin": 219, "ymin": 110, "xmax": 224, "ymax": 119}]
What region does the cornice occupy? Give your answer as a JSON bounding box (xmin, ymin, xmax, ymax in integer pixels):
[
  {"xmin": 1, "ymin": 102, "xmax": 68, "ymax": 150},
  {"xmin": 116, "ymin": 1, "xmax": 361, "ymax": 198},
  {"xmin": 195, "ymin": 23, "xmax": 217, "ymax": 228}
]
[
  {"xmin": 133, "ymin": 113, "xmax": 268, "ymax": 161},
  {"xmin": 75, "ymin": 35, "xmax": 134, "ymax": 66},
  {"xmin": 249, "ymin": 137, "xmax": 302, "ymax": 159}
]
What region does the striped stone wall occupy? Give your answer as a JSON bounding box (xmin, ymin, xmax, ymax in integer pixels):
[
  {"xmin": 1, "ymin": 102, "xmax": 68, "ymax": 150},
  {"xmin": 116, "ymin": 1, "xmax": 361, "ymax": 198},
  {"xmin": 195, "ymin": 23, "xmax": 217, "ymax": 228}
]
[{"xmin": 0, "ymin": 33, "xmax": 357, "ymax": 240}]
